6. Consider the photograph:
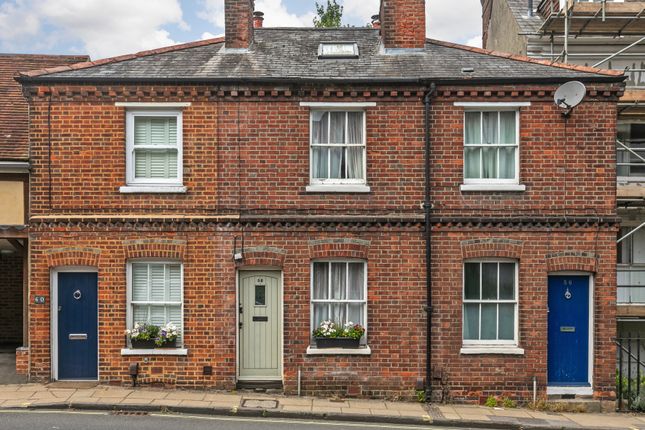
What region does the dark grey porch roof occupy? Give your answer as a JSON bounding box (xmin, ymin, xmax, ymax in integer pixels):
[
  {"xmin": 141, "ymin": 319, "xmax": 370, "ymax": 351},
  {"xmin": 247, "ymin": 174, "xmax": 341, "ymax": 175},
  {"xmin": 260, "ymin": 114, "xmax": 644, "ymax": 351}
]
[{"xmin": 19, "ymin": 28, "xmax": 623, "ymax": 84}]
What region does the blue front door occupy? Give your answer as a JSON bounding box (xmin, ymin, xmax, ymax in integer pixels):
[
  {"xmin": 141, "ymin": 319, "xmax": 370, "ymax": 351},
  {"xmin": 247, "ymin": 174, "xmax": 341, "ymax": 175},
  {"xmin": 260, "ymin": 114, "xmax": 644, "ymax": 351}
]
[
  {"xmin": 547, "ymin": 275, "xmax": 590, "ymax": 386},
  {"xmin": 57, "ymin": 272, "xmax": 98, "ymax": 380}
]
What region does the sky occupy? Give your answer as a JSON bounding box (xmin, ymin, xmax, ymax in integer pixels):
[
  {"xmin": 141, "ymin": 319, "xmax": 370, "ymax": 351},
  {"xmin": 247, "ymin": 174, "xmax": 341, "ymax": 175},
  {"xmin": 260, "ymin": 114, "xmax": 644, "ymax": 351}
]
[{"xmin": 0, "ymin": 0, "xmax": 483, "ymax": 60}]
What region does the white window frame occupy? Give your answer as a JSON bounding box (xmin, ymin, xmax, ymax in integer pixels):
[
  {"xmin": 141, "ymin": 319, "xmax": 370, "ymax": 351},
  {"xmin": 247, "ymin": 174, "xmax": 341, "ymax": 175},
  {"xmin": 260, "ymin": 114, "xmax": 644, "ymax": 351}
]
[
  {"xmin": 125, "ymin": 109, "xmax": 184, "ymax": 187},
  {"xmin": 462, "ymin": 259, "xmax": 519, "ymax": 348},
  {"xmin": 309, "ymin": 260, "xmax": 368, "ymax": 344},
  {"xmin": 125, "ymin": 260, "xmax": 184, "ymax": 350},
  {"xmin": 308, "ymin": 108, "xmax": 368, "ymax": 187},
  {"xmin": 455, "ymin": 103, "xmax": 525, "ymax": 186}
]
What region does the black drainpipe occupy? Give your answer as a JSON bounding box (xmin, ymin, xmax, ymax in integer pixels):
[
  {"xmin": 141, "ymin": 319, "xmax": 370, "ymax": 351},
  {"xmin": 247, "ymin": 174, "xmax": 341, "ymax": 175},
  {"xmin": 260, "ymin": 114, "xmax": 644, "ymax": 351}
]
[{"xmin": 424, "ymin": 83, "xmax": 436, "ymax": 402}]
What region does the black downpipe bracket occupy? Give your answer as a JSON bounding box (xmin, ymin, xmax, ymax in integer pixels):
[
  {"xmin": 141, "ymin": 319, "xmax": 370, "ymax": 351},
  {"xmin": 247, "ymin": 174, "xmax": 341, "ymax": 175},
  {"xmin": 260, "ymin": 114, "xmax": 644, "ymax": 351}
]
[{"xmin": 424, "ymin": 83, "xmax": 436, "ymax": 402}]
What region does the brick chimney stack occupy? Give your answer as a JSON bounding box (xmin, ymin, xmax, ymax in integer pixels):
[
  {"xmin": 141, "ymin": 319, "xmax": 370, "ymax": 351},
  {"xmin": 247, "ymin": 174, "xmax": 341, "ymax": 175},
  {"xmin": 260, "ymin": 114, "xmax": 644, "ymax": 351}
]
[
  {"xmin": 379, "ymin": 0, "xmax": 426, "ymax": 49},
  {"xmin": 225, "ymin": 0, "xmax": 255, "ymax": 49}
]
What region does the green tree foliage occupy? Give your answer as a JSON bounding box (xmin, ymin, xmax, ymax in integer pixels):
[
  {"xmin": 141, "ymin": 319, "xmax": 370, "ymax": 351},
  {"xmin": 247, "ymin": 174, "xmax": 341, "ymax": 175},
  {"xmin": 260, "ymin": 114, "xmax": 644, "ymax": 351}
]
[{"xmin": 313, "ymin": 0, "xmax": 343, "ymax": 28}]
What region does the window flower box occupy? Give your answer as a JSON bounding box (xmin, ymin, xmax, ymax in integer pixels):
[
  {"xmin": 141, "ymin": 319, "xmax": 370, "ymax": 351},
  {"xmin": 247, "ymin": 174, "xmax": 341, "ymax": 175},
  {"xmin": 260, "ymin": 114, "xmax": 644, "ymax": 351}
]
[
  {"xmin": 126, "ymin": 322, "xmax": 179, "ymax": 349},
  {"xmin": 312, "ymin": 320, "xmax": 365, "ymax": 350},
  {"xmin": 315, "ymin": 337, "xmax": 360, "ymax": 349}
]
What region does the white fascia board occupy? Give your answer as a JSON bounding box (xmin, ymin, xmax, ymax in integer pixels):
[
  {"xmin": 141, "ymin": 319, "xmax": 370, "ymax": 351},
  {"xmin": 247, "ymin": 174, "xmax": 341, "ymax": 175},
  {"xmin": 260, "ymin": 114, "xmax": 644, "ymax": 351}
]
[
  {"xmin": 300, "ymin": 102, "xmax": 377, "ymax": 108},
  {"xmin": 115, "ymin": 102, "xmax": 191, "ymax": 108}
]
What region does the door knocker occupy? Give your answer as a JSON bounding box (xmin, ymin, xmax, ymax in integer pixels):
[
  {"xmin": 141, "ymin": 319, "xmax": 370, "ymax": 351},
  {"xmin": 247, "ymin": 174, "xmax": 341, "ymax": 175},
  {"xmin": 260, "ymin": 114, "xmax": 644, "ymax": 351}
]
[
  {"xmin": 564, "ymin": 288, "xmax": 572, "ymax": 300},
  {"xmin": 73, "ymin": 289, "xmax": 82, "ymax": 300}
]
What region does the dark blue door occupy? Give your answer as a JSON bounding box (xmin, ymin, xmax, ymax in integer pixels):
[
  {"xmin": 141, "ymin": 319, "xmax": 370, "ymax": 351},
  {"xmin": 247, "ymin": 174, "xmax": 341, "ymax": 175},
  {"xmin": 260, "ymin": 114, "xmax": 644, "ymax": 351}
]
[
  {"xmin": 547, "ymin": 275, "xmax": 590, "ymax": 386},
  {"xmin": 58, "ymin": 272, "xmax": 98, "ymax": 380}
]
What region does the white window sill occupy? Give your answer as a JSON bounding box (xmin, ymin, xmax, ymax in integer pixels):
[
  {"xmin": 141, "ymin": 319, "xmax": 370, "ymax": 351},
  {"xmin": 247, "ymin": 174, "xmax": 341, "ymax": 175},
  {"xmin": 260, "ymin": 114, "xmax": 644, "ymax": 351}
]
[
  {"xmin": 306, "ymin": 345, "xmax": 371, "ymax": 355},
  {"xmin": 460, "ymin": 184, "xmax": 526, "ymax": 192},
  {"xmin": 119, "ymin": 185, "xmax": 187, "ymax": 194},
  {"xmin": 121, "ymin": 348, "xmax": 188, "ymax": 356},
  {"xmin": 306, "ymin": 185, "xmax": 371, "ymax": 193},
  {"xmin": 460, "ymin": 346, "xmax": 524, "ymax": 355}
]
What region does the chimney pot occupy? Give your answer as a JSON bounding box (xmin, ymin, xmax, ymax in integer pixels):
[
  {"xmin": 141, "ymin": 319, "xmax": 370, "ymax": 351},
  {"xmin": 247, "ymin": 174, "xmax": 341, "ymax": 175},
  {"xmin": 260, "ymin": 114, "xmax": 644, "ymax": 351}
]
[
  {"xmin": 225, "ymin": 0, "xmax": 255, "ymax": 49},
  {"xmin": 253, "ymin": 11, "xmax": 264, "ymax": 28},
  {"xmin": 371, "ymin": 14, "xmax": 381, "ymax": 30}
]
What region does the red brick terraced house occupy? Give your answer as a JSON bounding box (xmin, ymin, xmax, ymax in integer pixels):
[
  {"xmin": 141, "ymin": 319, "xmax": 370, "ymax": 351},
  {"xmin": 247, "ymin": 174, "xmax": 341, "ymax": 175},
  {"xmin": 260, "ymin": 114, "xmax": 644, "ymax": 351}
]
[
  {"xmin": 0, "ymin": 54, "xmax": 88, "ymax": 380},
  {"xmin": 17, "ymin": 0, "xmax": 624, "ymax": 403}
]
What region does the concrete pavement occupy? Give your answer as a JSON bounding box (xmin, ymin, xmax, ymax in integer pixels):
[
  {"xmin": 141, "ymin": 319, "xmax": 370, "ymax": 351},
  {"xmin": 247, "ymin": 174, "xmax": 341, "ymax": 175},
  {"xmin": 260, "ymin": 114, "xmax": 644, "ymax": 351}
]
[{"xmin": 0, "ymin": 383, "xmax": 643, "ymax": 429}]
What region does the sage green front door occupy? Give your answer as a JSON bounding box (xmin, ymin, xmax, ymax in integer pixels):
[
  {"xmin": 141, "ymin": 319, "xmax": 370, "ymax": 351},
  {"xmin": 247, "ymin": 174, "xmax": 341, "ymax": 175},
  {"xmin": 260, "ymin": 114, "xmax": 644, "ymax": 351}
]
[{"xmin": 238, "ymin": 271, "xmax": 282, "ymax": 381}]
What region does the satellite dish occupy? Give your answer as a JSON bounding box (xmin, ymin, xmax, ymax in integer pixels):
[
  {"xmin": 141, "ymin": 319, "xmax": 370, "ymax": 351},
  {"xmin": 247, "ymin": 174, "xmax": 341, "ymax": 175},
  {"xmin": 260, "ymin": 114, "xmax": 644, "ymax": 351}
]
[{"xmin": 554, "ymin": 81, "xmax": 586, "ymax": 116}]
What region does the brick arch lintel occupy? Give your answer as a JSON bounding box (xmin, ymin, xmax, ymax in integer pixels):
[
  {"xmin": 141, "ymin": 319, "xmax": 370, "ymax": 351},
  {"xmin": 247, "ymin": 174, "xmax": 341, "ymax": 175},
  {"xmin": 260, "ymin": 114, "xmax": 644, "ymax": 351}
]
[
  {"xmin": 546, "ymin": 251, "xmax": 597, "ymax": 274},
  {"xmin": 236, "ymin": 246, "xmax": 287, "ymax": 268},
  {"xmin": 461, "ymin": 238, "xmax": 523, "ymax": 260},
  {"xmin": 46, "ymin": 247, "xmax": 101, "ymax": 268},
  {"xmin": 308, "ymin": 238, "xmax": 370, "ymax": 260},
  {"xmin": 124, "ymin": 239, "xmax": 187, "ymax": 261}
]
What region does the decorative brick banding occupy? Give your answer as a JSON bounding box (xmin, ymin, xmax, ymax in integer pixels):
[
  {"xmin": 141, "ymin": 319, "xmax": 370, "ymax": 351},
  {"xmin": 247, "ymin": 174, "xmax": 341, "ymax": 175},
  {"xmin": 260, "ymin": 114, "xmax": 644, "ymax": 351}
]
[
  {"xmin": 123, "ymin": 239, "xmax": 187, "ymax": 260},
  {"xmin": 546, "ymin": 251, "xmax": 597, "ymax": 273},
  {"xmin": 45, "ymin": 247, "xmax": 101, "ymax": 268},
  {"xmin": 460, "ymin": 238, "xmax": 523, "ymax": 260},
  {"xmin": 308, "ymin": 238, "xmax": 371, "ymax": 260},
  {"xmin": 236, "ymin": 246, "xmax": 287, "ymax": 268}
]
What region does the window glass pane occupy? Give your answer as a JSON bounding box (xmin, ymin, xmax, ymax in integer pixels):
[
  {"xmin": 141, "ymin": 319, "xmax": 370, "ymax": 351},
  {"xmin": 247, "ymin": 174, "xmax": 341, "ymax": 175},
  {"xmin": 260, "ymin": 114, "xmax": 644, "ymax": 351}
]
[
  {"xmin": 464, "ymin": 112, "xmax": 481, "ymax": 145},
  {"xmin": 133, "ymin": 305, "xmax": 148, "ymax": 325},
  {"xmin": 331, "ymin": 263, "xmax": 347, "ymax": 300},
  {"xmin": 482, "ymin": 112, "xmax": 498, "ymax": 144},
  {"xmin": 149, "ymin": 264, "xmax": 166, "ymax": 301},
  {"xmin": 348, "ymin": 303, "xmax": 364, "ymax": 326},
  {"xmin": 168, "ymin": 264, "xmax": 181, "ymax": 302},
  {"xmin": 312, "ymin": 147, "xmax": 328, "ymax": 179},
  {"xmin": 348, "ymin": 263, "xmax": 364, "ymax": 300},
  {"xmin": 330, "ymin": 303, "xmax": 347, "ymax": 325},
  {"xmin": 149, "ymin": 305, "xmax": 166, "ymax": 326},
  {"xmin": 463, "ymin": 304, "xmax": 479, "ymax": 340},
  {"xmin": 482, "ymin": 147, "xmax": 497, "ymax": 179},
  {"xmin": 313, "ymin": 262, "xmax": 329, "ymax": 300},
  {"xmin": 134, "ymin": 150, "xmax": 148, "ymax": 178},
  {"xmin": 329, "ymin": 147, "xmax": 345, "ymax": 179},
  {"xmin": 312, "ymin": 111, "xmax": 329, "ymax": 144},
  {"xmin": 498, "ymin": 147, "xmax": 515, "ymax": 179},
  {"xmin": 464, "ymin": 147, "xmax": 481, "ymax": 179},
  {"xmin": 134, "ymin": 117, "xmax": 148, "ymax": 146},
  {"xmin": 498, "ymin": 304, "xmax": 515, "ymax": 340},
  {"xmin": 134, "ymin": 117, "xmax": 177, "ymax": 147},
  {"xmin": 346, "ymin": 147, "xmax": 364, "ymax": 179},
  {"xmin": 167, "ymin": 305, "xmax": 182, "ymax": 342},
  {"xmin": 499, "ymin": 263, "xmax": 515, "ymax": 300},
  {"xmin": 134, "ymin": 149, "xmax": 178, "ymax": 179},
  {"xmin": 347, "ymin": 112, "xmax": 363, "ymax": 144},
  {"xmin": 499, "ymin": 111, "xmax": 516, "ymax": 144},
  {"xmin": 480, "ymin": 303, "xmax": 497, "ymax": 340},
  {"xmin": 255, "ymin": 285, "xmax": 266, "ymax": 306},
  {"xmin": 132, "ymin": 264, "xmax": 148, "ymax": 301},
  {"xmin": 330, "ymin": 112, "xmax": 346, "ymax": 143},
  {"xmin": 313, "ymin": 303, "xmax": 329, "ymax": 327},
  {"xmin": 464, "ymin": 263, "xmax": 480, "ymax": 300},
  {"xmin": 481, "ymin": 263, "xmax": 498, "ymax": 300}
]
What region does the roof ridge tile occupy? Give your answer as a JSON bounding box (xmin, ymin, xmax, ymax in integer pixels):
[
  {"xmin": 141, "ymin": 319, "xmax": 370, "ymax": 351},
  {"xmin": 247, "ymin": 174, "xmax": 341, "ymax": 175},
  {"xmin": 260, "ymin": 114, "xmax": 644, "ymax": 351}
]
[
  {"xmin": 427, "ymin": 38, "xmax": 624, "ymax": 77},
  {"xmin": 20, "ymin": 37, "xmax": 225, "ymax": 78}
]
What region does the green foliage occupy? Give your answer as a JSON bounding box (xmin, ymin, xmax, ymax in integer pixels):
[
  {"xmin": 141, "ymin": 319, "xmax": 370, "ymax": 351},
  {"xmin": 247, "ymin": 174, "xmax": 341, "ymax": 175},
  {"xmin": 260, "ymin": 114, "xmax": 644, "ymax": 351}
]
[
  {"xmin": 313, "ymin": 320, "xmax": 365, "ymax": 340},
  {"xmin": 313, "ymin": 0, "xmax": 343, "ymax": 28},
  {"xmin": 484, "ymin": 396, "xmax": 498, "ymax": 408},
  {"xmin": 416, "ymin": 390, "xmax": 426, "ymax": 403},
  {"xmin": 502, "ymin": 397, "xmax": 517, "ymax": 408}
]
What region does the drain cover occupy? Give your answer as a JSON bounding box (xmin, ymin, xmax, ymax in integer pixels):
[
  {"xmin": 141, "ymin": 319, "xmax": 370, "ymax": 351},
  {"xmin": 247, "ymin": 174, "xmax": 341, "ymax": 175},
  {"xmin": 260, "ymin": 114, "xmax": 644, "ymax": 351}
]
[{"xmin": 241, "ymin": 399, "xmax": 279, "ymax": 409}]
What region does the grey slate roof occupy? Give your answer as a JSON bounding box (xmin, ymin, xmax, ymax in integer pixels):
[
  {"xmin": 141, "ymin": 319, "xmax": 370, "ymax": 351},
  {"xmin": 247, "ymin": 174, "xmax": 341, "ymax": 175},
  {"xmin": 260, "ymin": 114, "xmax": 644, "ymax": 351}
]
[
  {"xmin": 507, "ymin": 0, "xmax": 544, "ymax": 34},
  {"xmin": 20, "ymin": 28, "xmax": 622, "ymax": 84}
]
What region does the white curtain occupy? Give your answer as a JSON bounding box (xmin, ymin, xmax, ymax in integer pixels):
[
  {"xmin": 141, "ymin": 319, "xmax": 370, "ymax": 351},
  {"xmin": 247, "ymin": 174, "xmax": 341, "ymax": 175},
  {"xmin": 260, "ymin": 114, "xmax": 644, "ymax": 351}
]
[
  {"xmin": 331, "ymin": 263, "xmax": 346, "ymax": 300},
  {"xmin": 347, "ymin": 112, "xmax": 364, "ymax": 179},
  {"xmin": 312, "ymin": 148, "xmax": 328, "ymax": 179},
  {"xmin": 464, "ymin": 112, "xmax": 480, "ymax": 144},
  {"xmin": 313, "ymin": 262, "xmax": 328, "ymax": 300},
  {"xmin": 482, "ymin": 111, "xmax": 498, "ymax": 144},
  {"xmin": 499, "ymin": 112, "xmax": 515, "ymax": 144},
  {"xmin": 330, "ymin": 112, "xmax": 345, "ymax": 143},
  {"xmin": 312, "ymin": 111, "xmax": 328, "ymax": 144},
  {"xmin": 348, "ymin": 263, "xmax": 364, "ymax": 299},
  {"xmin": 465, "ymin": 113, "xmax": 481, "ymax": 179},
  {"xmin": 498, "ymin": 147, "xmax": 515, "ymax": 179},
  {"xmin": 482, "ymin": 147, "xmax": 497, "ymax": 179}
]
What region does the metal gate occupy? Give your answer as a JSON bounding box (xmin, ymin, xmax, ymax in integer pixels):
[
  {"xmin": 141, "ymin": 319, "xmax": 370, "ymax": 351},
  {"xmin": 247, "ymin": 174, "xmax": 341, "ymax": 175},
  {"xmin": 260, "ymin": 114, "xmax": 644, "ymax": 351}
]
[{"xmin": 616, "ymin": 334, "xmax": 645, "ymax": 411}]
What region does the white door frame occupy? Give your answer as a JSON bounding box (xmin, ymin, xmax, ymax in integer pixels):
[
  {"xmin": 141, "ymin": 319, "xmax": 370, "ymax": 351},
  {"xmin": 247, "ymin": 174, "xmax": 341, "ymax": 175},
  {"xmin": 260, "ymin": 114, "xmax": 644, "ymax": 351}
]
[
  {"xmin": 236, "ymin": 267, "xmax": 283, "ymax": 382},
  {"xmin": 50, "ymin": 266, "xmax": 99, "ymax": 381},
  {"xmin": 546, "ymin": 271, "xmax": 594, "ymax": 396}
]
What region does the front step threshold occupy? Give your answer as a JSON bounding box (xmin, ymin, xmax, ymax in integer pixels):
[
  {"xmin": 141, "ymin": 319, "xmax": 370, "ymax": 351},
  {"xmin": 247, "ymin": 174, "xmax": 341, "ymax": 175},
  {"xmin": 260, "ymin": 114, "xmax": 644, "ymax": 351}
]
[
  {"xmin": 546, "ymin": 386, "xmax": 593, "ymax": 396},
  {"xmin": 236, "ymin": 380, "xmax": 283, "ymax": 390}
]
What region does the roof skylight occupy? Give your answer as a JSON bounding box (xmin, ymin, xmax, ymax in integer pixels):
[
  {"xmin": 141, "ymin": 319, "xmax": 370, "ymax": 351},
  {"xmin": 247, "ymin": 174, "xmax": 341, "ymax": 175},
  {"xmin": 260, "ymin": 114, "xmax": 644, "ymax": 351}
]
[{"xmin": 318, "ymin": 42, "xmax": 359, "ymax": 59}]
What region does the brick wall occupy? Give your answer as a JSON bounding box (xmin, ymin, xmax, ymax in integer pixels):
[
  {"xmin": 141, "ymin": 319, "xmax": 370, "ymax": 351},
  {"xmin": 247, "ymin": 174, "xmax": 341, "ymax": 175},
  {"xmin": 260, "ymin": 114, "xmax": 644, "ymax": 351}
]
[
  {"xmin": 0, "ymin": 253, "xmax": 23, "ymax": 345},
  {"xmin": 24, "ymin": 81, "xmax": 619, "ymax": 401},
  {"xmin": 380, "ymin": 0, "xmax": 426, "ymax": 49}
]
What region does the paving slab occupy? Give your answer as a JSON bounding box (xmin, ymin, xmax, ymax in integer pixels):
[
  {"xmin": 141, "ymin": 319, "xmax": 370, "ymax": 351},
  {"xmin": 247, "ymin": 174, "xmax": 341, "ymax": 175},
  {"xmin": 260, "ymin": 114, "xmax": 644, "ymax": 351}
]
[
  {"xmin": 127, "ymin": 390, "xmax": 168, "ymax": 400},
  {"xmin": 119, "ymin": 398, "xmax": 153, "ymax": 405},
  {"xmin": 311, "ymin": 406, "xmax": 343, "ymax": 414},
  {"xmin": 348, "ymin": 400, "xmax": 386, "ymax": 409},
  {"xmin": 281, "ymin": 404, "xmax": 313, "ymax": 413},
  {"xmin": 277, "ymin": 397, "xmax": 312, "ymax": 406},
  {"xmin": 384, "ymin": 401, "xmax": 425, "ymax": 412},
  {"xmin": 489, "ymin": 407, "xmax": 533, "ymax": 417},
  {"xmin": 203, "ymin": 393, "xmax": 240, "ymax": 403},
  {"xmin": 312, "ymin": 398, "xmax": 349, "ymax": 407},
  {"xmin": 165, "ymin": 391, "xmax": 206, "ymax": 401},
  {"xmin": 369, "ymin": 408, "xmax": 401, "ymax": 417},
  {"xmin": 0, "ymin": 391, "xmax": 35, "ymax": 400},
  {"xmin": 179, "ymin": 400, "xmax": 213, "ymax": 408},
  {"xmin": 150, "ymin": 399, "xmax": 183, "ymax": 407},
  {"xmin": 91, "ymin": 389, "xmax": 133, "ymax": 398}
]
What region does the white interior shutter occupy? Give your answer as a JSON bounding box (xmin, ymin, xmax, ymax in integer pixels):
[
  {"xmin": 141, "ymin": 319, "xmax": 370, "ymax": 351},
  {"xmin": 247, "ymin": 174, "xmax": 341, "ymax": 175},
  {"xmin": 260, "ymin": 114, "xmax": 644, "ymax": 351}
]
[
  {"xmin": 132, "ymin": 264, "xmax": 149, "ymax": 301},
  {"xmin": 149, "ymin": 264, "xmax": 166, "ymax": 301},
  {"xmin": 168, "ymin": 265, "xmax": 181, "ymax": 302},
  {"xmin": 132, "ymin": 116, "xmax": 178, "ymax": 180}
]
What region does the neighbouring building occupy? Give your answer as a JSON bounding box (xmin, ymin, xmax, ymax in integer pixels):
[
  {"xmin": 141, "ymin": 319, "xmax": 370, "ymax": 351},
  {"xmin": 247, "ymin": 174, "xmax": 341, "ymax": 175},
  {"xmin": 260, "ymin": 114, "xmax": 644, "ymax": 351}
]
[
  {"xmin": 481, "ymin": 0, "xmax": 645, "ymax": 394},
  {"xmin": 0, "ymin": 54, "xmax": 88, "ymax": 379},
  {"xmin": 16, "ymin": 0, "xmax": 623, "ymax": 403}
]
